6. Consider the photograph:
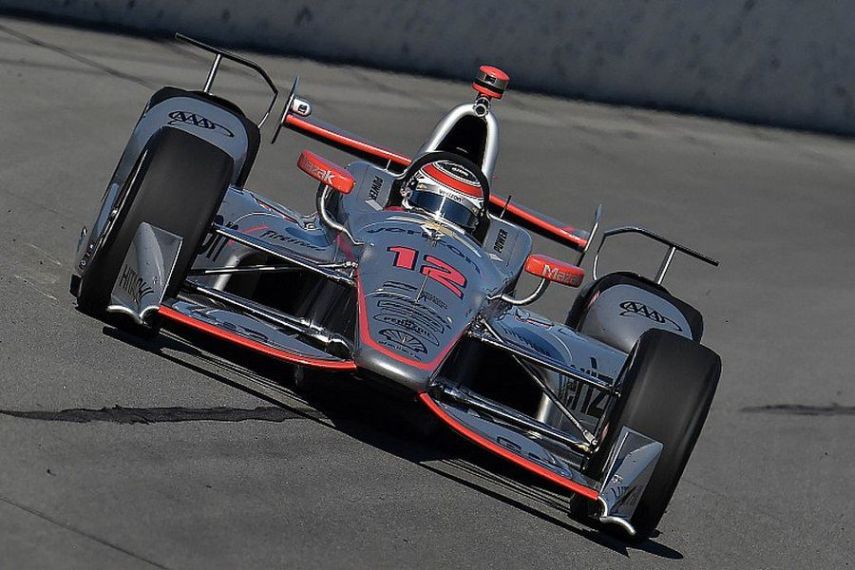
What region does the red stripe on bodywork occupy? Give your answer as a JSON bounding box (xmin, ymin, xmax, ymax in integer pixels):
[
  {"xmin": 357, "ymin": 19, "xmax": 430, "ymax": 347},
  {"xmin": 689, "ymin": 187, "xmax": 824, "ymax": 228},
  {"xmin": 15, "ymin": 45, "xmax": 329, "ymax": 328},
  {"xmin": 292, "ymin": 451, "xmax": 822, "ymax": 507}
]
[
  {"xmin": 419, "ymin": 393, "xmax": 600, "ymax": 501},
  {"xmin": 488, "ymin": 194, "xmax": 588, "ymax": 250},
  {"xmin": 158, "ymin": 305, "xmax": 357, "ymax": 371},
  {"xmin": 286, "ymin": 115, "xmax": 412, "ymax": 168}
]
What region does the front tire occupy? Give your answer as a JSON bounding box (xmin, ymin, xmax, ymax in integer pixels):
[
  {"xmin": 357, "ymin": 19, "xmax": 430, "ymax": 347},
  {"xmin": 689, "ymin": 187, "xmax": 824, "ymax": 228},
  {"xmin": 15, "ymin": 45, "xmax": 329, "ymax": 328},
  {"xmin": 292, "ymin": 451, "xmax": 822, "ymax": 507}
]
[
  {"xmin": 75, "ymin": 128, "xmax": 233, "ymax": 317},
  {"xmin": 582, "ymin": 329, "xmax": 721, "ymax": 540}
]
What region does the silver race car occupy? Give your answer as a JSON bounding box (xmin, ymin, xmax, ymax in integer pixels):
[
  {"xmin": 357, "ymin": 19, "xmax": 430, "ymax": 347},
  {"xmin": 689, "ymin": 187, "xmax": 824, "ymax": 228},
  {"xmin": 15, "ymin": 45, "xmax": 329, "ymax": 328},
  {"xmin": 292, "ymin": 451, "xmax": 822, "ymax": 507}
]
[{"xmin": 71, "ymin": 36, "xmax": 721, "ymax": 540}]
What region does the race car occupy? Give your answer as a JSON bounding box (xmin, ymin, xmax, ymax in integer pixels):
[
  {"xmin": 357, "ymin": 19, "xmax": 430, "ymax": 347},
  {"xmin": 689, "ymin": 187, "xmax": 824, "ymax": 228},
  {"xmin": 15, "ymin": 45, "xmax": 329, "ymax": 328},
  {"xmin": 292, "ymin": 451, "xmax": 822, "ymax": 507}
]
[{"xmin": 70, "ymin": 35, "xmax": 721, "ymax": 541}]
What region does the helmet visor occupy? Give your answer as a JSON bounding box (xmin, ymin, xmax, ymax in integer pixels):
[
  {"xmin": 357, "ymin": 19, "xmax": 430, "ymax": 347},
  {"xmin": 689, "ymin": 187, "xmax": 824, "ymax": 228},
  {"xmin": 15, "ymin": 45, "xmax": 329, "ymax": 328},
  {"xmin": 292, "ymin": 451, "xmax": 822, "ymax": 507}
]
[{"xmin": 408, "ymin": 188, "xmax": 479, "ymax": 230}]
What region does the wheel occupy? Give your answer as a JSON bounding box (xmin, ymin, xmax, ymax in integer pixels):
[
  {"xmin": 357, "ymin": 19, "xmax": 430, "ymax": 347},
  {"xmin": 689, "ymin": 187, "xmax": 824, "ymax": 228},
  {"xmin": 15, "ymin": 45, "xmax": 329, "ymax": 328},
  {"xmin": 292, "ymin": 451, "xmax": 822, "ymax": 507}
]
[
  {"xmin": 580, "ymin": 329, "xmax": 720, "ymax": 540},
  {"xmin": 75, "ymin": 128, "xmax": 234, "ymax": 318}
]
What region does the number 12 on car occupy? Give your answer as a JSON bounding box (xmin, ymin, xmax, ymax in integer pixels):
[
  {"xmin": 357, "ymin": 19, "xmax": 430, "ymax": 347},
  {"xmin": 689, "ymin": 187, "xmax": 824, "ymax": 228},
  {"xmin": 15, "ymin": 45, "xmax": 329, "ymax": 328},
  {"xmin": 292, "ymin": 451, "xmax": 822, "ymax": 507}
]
[{"xmin": 387, "ymin": 246, "xmax": 467, "ymax": 298}]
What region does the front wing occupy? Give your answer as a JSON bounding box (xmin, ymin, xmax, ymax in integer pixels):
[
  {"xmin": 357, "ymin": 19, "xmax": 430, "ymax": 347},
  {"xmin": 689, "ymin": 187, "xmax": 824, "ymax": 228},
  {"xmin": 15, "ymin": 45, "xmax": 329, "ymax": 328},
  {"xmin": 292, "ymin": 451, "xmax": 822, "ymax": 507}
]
[
  {"xmin": 421, "ymin": 386, "xmax": 662, "ymax": 536},
  {"xmin": 108, "ymin": 218, "xmax": 661, "ymax": 536}
]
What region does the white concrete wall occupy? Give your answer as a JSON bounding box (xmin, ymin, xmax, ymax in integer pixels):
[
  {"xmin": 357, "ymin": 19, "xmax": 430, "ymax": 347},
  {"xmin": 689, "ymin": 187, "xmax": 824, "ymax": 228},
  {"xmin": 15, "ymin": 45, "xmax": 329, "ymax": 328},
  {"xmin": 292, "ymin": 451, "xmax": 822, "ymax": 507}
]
[{"xmin": 4, "ymin": 0, "xmax": 855, "ymax": 134}]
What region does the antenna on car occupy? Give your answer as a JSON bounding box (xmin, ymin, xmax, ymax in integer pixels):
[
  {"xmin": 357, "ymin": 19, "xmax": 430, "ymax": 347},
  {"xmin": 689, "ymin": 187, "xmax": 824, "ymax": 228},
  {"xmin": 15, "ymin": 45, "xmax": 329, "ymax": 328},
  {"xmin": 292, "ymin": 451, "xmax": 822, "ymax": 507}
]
[{"xmin": 500, "ymin": 195, "xmax": 513, "ymax": 218}]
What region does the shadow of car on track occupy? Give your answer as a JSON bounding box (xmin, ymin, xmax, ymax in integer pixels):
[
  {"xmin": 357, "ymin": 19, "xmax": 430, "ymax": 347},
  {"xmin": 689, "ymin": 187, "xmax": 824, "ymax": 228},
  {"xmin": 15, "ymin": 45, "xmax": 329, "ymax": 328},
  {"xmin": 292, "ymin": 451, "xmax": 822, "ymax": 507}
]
[{"xmin": 86, "ymin": 320, "xmax": 684, "ymax": 560}]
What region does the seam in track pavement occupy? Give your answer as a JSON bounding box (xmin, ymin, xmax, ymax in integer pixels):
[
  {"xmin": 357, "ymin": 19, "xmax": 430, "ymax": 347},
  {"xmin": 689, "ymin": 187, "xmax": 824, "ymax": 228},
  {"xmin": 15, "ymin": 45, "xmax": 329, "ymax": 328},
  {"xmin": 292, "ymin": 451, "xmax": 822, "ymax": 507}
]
[
  {"xmin": 0, "ymin": 21, "xmax": 155, "ymax": 88},
  {"xmin": 0, "ymin": 493, "xmax": 173, "ymax": 570}
]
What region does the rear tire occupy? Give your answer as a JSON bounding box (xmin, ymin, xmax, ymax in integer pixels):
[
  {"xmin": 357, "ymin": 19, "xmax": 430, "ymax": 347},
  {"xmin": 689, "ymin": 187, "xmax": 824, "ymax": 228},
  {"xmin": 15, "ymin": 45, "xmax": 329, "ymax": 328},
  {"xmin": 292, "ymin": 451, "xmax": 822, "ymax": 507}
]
[
  {"xmin": 75, "ymin": 128, "xmax": 234, "ymax": 318},
  {"xmin": 580, "ymin": 329, "xmax": 720, "ymax": 540}
]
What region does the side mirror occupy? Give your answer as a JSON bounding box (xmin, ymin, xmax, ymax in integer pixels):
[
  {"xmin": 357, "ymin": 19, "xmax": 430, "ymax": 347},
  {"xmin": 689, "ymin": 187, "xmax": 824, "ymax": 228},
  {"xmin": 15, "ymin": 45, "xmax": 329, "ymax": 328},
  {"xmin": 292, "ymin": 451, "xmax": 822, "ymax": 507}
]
[
  {"xmin": 524, "ymin": 254, "xmax": 585, "ymax": 287},
  {"xmin": 497, "ymin": 254, "xmax": 584, "ymax": 306},
  {"xmin": 300, "ymin": 150, "xmax": 361, "ymax": 245},
  {"xmin": 297, "ymin": 150, "xmax": 354, "ymax": 194}
]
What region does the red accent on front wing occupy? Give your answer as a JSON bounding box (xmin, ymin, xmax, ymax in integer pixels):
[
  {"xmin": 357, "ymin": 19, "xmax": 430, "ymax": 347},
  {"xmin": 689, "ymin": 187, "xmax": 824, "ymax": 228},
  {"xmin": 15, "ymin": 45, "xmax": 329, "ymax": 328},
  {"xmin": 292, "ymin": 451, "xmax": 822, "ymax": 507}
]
[
  {"xmin": 285, "ymin": 115, "xmax": 412, "ymax": 168},
  {"xmin": 419, "ymin": 393, "xmax": 600, "ymax": 501},
  {"xmin": 158, "ymin": 305, "xmax": 357, "ymax": 371}
]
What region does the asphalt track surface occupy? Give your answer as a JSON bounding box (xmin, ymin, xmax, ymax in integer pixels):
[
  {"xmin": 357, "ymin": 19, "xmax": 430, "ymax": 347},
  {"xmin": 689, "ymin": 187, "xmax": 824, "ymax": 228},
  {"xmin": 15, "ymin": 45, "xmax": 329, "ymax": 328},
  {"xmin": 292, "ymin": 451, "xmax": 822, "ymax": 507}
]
[{"xmin": 0, "ymin": 17, "xmax": 853, "ymax": 570}]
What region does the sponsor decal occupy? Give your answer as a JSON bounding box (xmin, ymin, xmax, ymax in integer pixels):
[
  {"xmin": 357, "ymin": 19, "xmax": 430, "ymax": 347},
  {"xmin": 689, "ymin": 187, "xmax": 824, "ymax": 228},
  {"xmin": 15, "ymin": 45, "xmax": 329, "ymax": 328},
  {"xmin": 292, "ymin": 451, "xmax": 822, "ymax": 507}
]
[
  {"xmin": 618, "ymin": 300, "xmax": 683, "ymax": 332},
  {"xmin": 493, "ymin": 228, "xmax": 508, "ymax": 253},
  {"xmin": 421, "ymin": 220, "xmax": 457, "ymax": 239},
  {"xmin": 298, "ymin": 152, "xmax": 337, "ymax": 186},
  {"xmin": 496, "ymin": 435, "xmax": 523, "ymax": 454},
  {"xmin": 167, "ymin": 111, "xmax": 235, "ymax": 137},
  {"xmin": 118, "ymin": 263, "xmax": 154, "ymax": 304},
  {"xmin": 373, "ymin": 314, "xmax": 440, "ymax": 346},
  {"xmin": 369, "ymin": 175, "xmax": 383, "ymax": 200},
  {"xmin": 378, "ymin": 328, "xmax": 427, "ymax": 355},
  {"xmin": 375, "ymin": 298, "xmax": 446, "ymax": 333},
  {"xmin": 417, "ymin": 289, "xmax": 448, "ymax": 310},
  {"xmin": 538, "ymin": 263, "xmax": 582, "ymax": 286},
  {"xmin": 195, "ymin": 308, "xmax": 272, "ymax": 345},
  {"xmin": 378, "ymin": 281, "xmax": 449, "ymax": 310},
  {"xmin": 261, "ymin": 228, "xmax": 325, "ymax": 251},
  {"xmin": 558, "ymin": 358, "xmax": 611, "ymax": 419}
]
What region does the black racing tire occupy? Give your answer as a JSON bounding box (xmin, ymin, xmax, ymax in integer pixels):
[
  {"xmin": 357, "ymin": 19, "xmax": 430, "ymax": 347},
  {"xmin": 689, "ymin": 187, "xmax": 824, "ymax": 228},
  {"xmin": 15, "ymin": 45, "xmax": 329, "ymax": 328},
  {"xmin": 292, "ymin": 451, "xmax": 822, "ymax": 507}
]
[
  {"xmin": 580, "ymin": 329, "xmax": 720, "ymax": 540},
  {"xmin": 75, "ymin": 128, "xmax": 234, "ymax": 318}
]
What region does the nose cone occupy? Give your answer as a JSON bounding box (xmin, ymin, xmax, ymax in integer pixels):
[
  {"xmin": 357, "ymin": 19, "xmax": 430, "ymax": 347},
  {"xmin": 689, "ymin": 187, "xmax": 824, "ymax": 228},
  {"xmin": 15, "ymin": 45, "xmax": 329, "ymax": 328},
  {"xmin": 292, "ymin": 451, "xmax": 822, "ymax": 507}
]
[
  {"xmin": 353, "ymin": 344, "xmax": 434, "ymax": 392},
  {"xmin": 350, "ymin": 216, "xmax": 494, "ymax": 392},
  {"xmin": 353, "ymin": 273, "xmax": 466, "ymax": 393}
]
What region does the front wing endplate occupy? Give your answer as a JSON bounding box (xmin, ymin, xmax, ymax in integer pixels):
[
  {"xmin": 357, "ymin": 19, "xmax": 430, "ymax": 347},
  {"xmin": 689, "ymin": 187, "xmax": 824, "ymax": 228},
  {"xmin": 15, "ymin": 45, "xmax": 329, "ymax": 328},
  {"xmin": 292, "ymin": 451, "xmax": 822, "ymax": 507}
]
[{"xmin": 420, "ymin": 393, "xmax": 663, "ymax": 536}]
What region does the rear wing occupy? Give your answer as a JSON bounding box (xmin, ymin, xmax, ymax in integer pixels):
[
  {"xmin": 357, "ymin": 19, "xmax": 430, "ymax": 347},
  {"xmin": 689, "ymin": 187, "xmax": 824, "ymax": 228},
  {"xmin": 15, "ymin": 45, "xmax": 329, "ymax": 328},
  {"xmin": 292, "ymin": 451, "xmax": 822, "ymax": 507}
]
[
  {"xmin": 272, "ymin": 77, "xmax": 410, "ymax": 170},
  {"xmin": 272, "ymin": 77, "xmax": 597, "ymax": 255},
  {"xmin": 487, "ymin": 195, "xmax": 596, "ymax": 253}
]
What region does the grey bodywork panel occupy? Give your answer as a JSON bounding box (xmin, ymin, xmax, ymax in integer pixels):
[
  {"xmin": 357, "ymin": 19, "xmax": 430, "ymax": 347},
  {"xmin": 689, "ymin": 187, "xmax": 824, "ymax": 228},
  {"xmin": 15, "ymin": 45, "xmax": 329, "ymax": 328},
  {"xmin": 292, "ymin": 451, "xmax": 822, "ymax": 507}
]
[
  {"xmin": 431, "ymin": 396, "xmax": 601, "ymax": 485},
  {"xmin": 578, "ymin": 284, "xmax": 693, "ymax": 352},
  {"xmin": 163, "ymin": 297, "xmax": 353, "ymax": 366},
  {"xmin": 484, "ymin": 307, "xmax": 627, "ymax": 433},
  {"xmin": 106, "ymin": 222, "xmax": 182, "ymax": 324},
  {"xmin": 597, "ymin": 427, "xmax": 663, "ymax": 535}
]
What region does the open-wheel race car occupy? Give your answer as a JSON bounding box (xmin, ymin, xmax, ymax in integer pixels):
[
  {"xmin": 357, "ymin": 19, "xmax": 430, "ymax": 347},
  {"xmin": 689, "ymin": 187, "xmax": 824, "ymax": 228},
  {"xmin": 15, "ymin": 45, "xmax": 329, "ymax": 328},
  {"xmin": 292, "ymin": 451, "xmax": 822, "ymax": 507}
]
[{"xmin": 70, "ymin": 35, "xmax": 721, "ymax": 540}]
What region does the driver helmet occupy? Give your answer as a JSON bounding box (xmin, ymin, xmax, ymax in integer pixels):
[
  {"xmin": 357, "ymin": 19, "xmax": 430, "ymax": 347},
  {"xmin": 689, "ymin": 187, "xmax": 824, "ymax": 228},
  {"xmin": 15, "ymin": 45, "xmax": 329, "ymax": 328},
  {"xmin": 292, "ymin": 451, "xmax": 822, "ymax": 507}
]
[{"xmin": 402, "ymin": 160, "xmax": 484, "ymax": 231}]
